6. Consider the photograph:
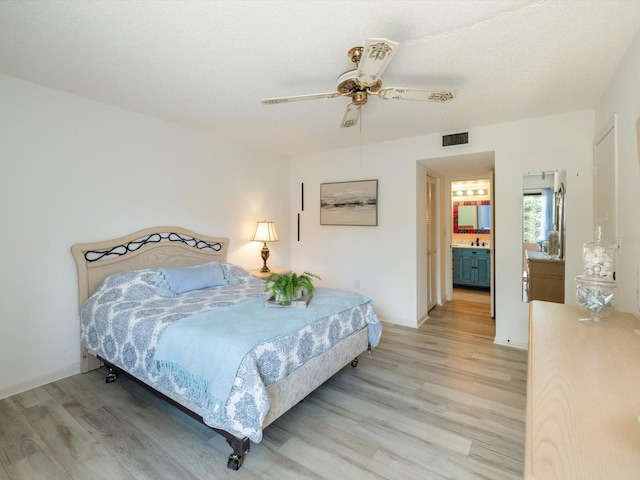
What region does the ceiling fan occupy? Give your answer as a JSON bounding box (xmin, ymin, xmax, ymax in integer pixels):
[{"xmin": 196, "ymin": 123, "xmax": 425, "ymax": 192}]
[{"xmin": 261, "ymin": 38, "xmax": 456, "ymax": 129}]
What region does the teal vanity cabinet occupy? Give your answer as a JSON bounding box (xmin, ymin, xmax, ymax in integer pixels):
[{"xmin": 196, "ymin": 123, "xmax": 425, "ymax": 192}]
[{"xmin": 453, "ymin": 248, "xmax": 491, "ymax": 288}]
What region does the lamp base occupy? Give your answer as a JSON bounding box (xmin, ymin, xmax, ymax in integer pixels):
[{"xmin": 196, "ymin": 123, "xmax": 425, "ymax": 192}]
[{"xmin": 260, "ymin": 243, "xmax": 270, "ymax": 273}]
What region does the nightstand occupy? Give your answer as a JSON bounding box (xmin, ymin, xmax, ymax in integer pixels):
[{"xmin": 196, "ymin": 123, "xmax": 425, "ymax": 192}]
[{"xmin": 250, "ymin": 268, "xmax": 291, "ymax": 279}]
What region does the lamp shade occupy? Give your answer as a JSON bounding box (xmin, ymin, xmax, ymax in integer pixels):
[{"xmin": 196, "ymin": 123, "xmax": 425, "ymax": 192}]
[{"xmin": 251, "ymin": 221, "xmax": 279, "ymax": 242}]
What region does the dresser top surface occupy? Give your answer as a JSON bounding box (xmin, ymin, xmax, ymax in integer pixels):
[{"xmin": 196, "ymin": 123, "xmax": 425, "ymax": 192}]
[{"xmin": 526, "ymin": 301, "xmax": 640, "ymax": 479}]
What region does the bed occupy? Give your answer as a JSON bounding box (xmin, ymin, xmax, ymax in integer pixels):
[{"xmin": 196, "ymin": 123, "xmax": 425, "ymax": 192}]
[{"xmin": 71, "ymin": 226, "xmax": 382, "ymax": 470}]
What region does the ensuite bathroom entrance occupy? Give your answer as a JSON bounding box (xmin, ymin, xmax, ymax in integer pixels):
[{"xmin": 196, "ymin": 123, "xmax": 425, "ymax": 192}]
[
  {"xmin": 451, "ymin": 177, "xmax": 493, "ymax": 309},
  {"xmin": 420, "ymin": 151, "xmax": 495, "ymax": 319}
]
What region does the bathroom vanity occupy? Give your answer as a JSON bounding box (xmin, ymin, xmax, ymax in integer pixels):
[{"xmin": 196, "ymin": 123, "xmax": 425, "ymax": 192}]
[{"xmin": 452, "ymin": 246, "xmax": 491, "ymax": 288}]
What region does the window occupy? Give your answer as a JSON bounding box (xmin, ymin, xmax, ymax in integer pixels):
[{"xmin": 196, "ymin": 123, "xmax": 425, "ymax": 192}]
[{"xmin": 523, "ymin": 193, "xmax": 543, "ymax": 243}]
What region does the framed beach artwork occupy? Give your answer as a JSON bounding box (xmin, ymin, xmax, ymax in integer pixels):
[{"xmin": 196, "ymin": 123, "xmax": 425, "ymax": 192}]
[{"xmin": 320, "ymin": 179, "xmax": 378, "ymax": 226}]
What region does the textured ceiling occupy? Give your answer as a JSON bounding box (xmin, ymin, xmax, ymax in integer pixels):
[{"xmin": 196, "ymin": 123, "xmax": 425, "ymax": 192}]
[{"xmin": 1, "ymin": 1, "xmax": 640, "ymax": 157}]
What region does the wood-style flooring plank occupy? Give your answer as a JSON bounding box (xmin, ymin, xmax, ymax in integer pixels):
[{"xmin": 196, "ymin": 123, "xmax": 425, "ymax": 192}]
[
  {"xmin": 125, "ymin": 400, "xmax": 260, "ymax": 480},
  {"xmin": 4, "ymin": 450, "xmax": 69, "ymax": 480},
  {"xmin": 78, "ymin": 405, "xmax": 194, "ymax": 480},
  {"xmin": 0, "ymin": 398, "xmax": 46, "ymax": 468},
  {"xmin": 276, "ymin": 436, "xmax": 380, "ymax": 480},
  {"xmin": 18, "ymin": 398, "xmax": 135, "ymax": 480},
  {"xmin": 269, "ymin": 398, "xmax": 380, "ymax": 467},
  {"xmin": 0, "ymin": 299, "xmax": 527, "ymax": 479}
]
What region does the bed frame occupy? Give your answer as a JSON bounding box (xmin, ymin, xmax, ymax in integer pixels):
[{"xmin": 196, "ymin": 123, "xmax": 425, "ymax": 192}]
[{"xmin": 71, "ymin": 226, "xmax": 369, "ymax": 470}]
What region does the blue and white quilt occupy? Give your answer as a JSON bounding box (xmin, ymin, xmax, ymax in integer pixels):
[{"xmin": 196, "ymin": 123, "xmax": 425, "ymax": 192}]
[{"xmin": 80, "ymin": 264, "xmax": 382, "ymax": 442}]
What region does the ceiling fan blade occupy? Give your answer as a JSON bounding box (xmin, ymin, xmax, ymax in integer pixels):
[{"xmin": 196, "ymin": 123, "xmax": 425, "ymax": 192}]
[
  {"xmin": 356, "ymin": 38, "xmax": 399, "ymax": 87},
  {"xmin": 340, "ymin": 103, "xmax": 360, "ymax": 128},
  {"xmin": 377, "ymin": 87, "xmax": 457, "ymax": 102},
  {"xmin": 262, "ymin": 92, "xmax": 342, "ymax": 105}
]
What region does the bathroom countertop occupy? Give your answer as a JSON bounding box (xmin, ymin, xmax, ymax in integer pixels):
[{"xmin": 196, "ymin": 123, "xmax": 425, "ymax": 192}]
[
  {"xmin": 452, "ymin": 244, "xmax": 490, "ymax": 249},
  {"xmin": 526, "ymin": 250, "xmax": 563, "ymax": 262}
]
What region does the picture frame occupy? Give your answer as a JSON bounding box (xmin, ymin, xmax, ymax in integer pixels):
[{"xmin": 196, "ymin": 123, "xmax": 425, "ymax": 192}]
[{"xmin": 320, "ymin": 179, "xmax": 378, "ymax": 226}]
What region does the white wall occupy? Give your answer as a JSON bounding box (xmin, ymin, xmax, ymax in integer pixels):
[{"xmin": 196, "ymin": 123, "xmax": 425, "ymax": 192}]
[
  {"xmin": 479, "ymin": 113, "xmax": 594, "ymax": 347},
  {"xmin": 290, "ymin": 111, "xmax": 594, "ymax": 348},
  {"xmin": 0, "ymin": 74, "xmax": 290, "ymax": 399},
  {"xmin": 595, "ymin": 27, "xmax": 640, "ymax": 318},
  {"xmin": 290, "ymin": 136, "xmax": 428, "ymax": 326}
]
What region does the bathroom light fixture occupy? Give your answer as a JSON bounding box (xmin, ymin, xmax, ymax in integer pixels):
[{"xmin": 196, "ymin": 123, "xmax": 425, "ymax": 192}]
[
  {"xmin": 251, "ymin": 221, "xmax": 279, "ymax": 272},
  {"xmin": 451, "ymin": 179, "xmax": 491, "ymax": 197}
]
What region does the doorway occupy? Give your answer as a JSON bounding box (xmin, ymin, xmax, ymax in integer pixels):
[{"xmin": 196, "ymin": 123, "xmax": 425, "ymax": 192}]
[
  {"xmin": 451, "ymin": 177, "xmax": 492, "ymax": 306},
  {"xmin": 418, "ymin": 151, "xmax": 496, "ymax": 317}
]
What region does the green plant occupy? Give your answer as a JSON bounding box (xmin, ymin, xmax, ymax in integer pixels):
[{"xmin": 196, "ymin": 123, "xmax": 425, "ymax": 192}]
[{"xmin": 264, "ymin": 271, "xmax": 321, "ymax": 305}]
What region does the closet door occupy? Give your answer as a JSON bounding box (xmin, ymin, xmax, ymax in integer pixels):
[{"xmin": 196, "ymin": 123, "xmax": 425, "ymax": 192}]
[
  {"xmin": 426, "ymin": 175, "xmax": 437, "ymax": 311},
  {"xmin": 594, "ymin": 116, "xmax": 618, "ymax": 245}
]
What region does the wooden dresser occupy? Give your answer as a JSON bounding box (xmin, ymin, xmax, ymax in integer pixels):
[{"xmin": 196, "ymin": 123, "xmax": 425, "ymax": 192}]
[
  {"xmin": 526, "ymin": 301, "xmax": 640, "ymax": 479},
  {"xmin": 526, "ymin": 250, "xmax": 565, "ymax": 303}
]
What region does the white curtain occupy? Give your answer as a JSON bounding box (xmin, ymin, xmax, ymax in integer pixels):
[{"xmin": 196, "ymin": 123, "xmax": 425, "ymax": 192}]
[{"xmin": 540, "ymin": 188, "xmax": 554, "ymax": 242}]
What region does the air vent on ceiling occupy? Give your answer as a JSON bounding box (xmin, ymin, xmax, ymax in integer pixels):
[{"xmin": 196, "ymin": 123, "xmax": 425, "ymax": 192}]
[{"xmin": 442, "ymin": 131, "xmax": 469, "ymax": 148}]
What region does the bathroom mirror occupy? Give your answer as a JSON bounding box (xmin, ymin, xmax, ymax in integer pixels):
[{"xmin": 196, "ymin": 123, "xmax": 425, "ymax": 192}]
[
  {"xmin": 522, "ymin": 171, "xmax": 566, "ymax": 302},
  {"xmin": 477, "ymin": 204, "xmax": 491, "ymax": 230},
  {"xmin": 458, "ymin": 205, "xmax": 476, "ymax": 229},
  {"xmin": 453, "ymin": 201, "xmax": 491, "ymax": 234}
]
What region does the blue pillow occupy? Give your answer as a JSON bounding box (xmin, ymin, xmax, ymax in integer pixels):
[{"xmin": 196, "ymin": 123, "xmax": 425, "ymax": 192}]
[
  {"xmin": 221, "ymin": 263, "xmax": 258, "ymax": 285},
  {"xmin": 160, "ymin": 262, "xmax": 227, "ymax": 294}
]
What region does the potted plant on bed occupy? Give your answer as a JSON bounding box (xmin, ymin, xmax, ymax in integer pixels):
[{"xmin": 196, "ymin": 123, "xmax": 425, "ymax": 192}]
[{"xmin": 265, "ymin": 271, "xmax": 321, "ymax": 306}]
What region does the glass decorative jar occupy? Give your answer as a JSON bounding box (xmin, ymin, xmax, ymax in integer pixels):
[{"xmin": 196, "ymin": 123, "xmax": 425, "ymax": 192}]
[
  {"xmin": 582, "ymin": 227, "xmax": 615, "ymax": 279},
  {"xmin": 575, "ymin": 275, "xmax": 617, "ymax": 326}
]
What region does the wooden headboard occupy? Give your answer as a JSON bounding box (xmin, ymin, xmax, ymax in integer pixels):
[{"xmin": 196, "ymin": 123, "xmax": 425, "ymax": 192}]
[{"xmin": 71, "ymin": 226, "xmax": 229, "ymax": 313}]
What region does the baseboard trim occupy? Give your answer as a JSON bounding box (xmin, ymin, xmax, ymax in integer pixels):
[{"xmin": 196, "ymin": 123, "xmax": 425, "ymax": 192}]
[
  {"xmin": 417, "ymin": 312, "xmax": 429, "ymax": 327},
  {"xmin": 0, "ymin": 363, "xmax": 81, "ymax": 400},
  {"xmin": 494, "ymin": 336, "xmax": 528, "ymax": 350}
]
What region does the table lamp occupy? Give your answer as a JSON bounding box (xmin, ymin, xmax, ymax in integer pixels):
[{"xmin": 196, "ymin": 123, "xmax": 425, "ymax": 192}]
[{"xmin": 251, "ymin": 221, "xmax": 279, "ymax": 272}]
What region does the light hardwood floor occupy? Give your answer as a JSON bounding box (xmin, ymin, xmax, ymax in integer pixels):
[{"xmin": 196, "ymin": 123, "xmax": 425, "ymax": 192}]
[
  {"xmin": 0, "ymin": 300, "xmax": 527, "ymax": 480},
  {"xmin": 452, "ymin": 287, "xmax": 491, "ymax": 305}
]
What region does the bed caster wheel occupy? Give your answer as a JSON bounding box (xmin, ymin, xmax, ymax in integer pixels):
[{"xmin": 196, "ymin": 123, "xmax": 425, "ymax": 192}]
[
  {"xmin": 351, "ymin": 358, "xmax": 358, "ymax": 367},
  {"xmin": 227, "ymin": 453, "xmax": 244, "ymax": 470},
  {"xmin": 105, "ymin": 372, "xmax": 117, "ymax": 383}
]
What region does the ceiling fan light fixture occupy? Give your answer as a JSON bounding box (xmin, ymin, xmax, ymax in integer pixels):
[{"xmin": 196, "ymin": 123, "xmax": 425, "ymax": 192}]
[
  {"xmin": 336, "ymin": 69, "xmax": 359, "ymax": 94},
  {"xmin": 352, "ymin": 91, "xmax": 368, "ymax": 106}
]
